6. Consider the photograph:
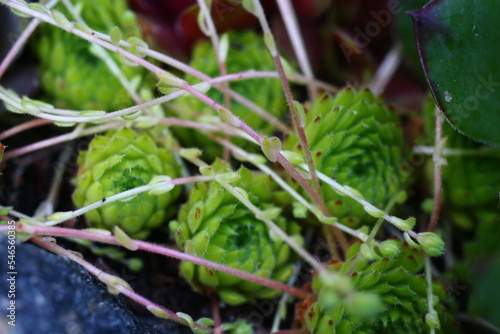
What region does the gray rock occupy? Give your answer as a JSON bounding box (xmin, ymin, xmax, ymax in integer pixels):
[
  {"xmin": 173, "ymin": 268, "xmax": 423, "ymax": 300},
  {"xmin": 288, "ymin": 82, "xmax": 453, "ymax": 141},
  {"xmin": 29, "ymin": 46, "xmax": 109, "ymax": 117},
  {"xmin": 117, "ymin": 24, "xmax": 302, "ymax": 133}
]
[{"xmin": 0, "ymin": 235, "xmax": 167, "ymax": 334}]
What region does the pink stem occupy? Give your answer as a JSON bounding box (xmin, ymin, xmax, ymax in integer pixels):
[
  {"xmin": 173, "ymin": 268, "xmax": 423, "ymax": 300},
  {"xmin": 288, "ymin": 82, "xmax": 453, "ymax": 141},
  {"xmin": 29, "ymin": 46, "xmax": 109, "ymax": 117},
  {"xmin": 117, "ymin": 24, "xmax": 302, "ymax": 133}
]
[
  {"xmin": 428, "ymin": 110, "xmax": 443, "ymax": 232},
  {"xmin": 0, "ymin": 119, "xmax": 52, "ymax": 140},
  {"xmin": 115, "ymin": 286, "xmax": 194, "ymax": 327},
  {"xmin": 211, "ymin": 295, "xmax": 223, "ymax": 334},
  {"xmin": 273, "ymin": 56, "xmax": 325, "ymax": 212},
  {"xmin": 5, "ymin": 223, "xmax": 310, "ymax": 300},
  {"xmin": 3, "ymin": 122, "xmax": 119, "ymax": 160}
]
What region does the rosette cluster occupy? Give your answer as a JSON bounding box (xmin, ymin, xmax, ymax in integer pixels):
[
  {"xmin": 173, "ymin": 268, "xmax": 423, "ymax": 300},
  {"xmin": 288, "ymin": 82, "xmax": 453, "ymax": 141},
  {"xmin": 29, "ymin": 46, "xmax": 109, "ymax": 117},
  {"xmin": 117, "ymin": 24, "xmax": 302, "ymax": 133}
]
[
  {"xmin": 283, "ymin": 87, "xmax": 408, "ymax": 227},
  {"xmin": 304, "ymin": 239, "xmax": 451, "ymax": 333},
  {"xmin": 173, "ymin": 30, "xmax": 285, "ymax": 159},
  {"xmin": 169, "ymin": 160, "xmax": 302, "ymax": 305},
  {"xmin": 34, "ymin": 0, "xmax": 145, "ymax": 110},
  {"xmin": 73, "ymin": 128, "xmax": 181, "ymax": 239}
]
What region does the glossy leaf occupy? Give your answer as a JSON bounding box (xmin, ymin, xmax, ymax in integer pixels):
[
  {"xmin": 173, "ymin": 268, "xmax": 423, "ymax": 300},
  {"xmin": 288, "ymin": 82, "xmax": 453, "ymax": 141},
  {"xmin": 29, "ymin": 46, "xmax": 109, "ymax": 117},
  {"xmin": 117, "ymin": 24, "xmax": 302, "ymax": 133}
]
[{"xmin": 411, "ymin": 0, "xmax": 500, "ymax": 144}]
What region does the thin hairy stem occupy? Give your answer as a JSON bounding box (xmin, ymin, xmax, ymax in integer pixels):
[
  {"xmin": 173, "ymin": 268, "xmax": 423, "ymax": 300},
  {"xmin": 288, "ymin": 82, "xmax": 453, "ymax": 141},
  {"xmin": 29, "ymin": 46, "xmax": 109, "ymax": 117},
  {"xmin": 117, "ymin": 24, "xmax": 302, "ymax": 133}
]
[
  {"xmin": 308, "ymin": 165, "xmax": 418, "ymax": 237},
  {"xmin": 428, "ymin": 108, "xmax": 444, "ymax": 232},
  {"xmin": 45, "ymin": 175, "xmax": 212, "ymax": 226},
  {"xmin": 425, "ymin": 256, "xmax": 437, "ymax": 334}
]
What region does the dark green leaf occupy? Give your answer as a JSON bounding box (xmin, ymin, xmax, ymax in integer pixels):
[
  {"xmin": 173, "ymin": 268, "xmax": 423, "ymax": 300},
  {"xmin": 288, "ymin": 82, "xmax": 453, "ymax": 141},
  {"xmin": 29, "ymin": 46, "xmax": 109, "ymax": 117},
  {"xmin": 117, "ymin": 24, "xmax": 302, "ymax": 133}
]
[{"xmin": 411, "ymin": 0, "xmax": 500, "ymax": 144}]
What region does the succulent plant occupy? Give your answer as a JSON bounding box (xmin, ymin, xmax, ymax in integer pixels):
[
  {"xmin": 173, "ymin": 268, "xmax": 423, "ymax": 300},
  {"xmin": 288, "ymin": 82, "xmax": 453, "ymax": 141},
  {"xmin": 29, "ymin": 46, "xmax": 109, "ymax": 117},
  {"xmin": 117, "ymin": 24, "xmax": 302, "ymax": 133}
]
[
  {"xmin": 73, "ymin": 127, "xmax": 181, "ymax": 239},
  {"xmin": 172, "ymin": 30, "xmax": 286, "ymax": 159},
  {"xmin": 34, "ymin": 0, "xmax": 145, "ymax": 110},
  {"xmin": 283, "ymin": 87, "xmax": 409, "ymax": 227},
  {"xmin": 303, "ymin": 239, "xmax": 452, "ymax": 333},
  {"xmin": 169, "ymin": 160, "xmax": 302, "ymax": 305}
]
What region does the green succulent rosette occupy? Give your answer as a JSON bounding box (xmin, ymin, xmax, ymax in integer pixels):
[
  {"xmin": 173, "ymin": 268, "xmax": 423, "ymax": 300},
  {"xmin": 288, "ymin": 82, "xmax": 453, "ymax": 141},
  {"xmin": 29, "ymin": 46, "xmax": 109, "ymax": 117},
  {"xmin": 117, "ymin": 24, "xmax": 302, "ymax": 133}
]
[
  {"xmin": 169, "ymin": 160, "xmax": 302, "ymax": 305},
  {"xmin": 73, "ymin": 127, "xmax": 181, "ymax": 239},
  {"xmin": 34, "ymin": 0, "xmax": 145, "ymax": 110},
  {"xmin": 283, "ymin": 87, "xmax": 409, "ymax": 227},
  {"xmin": 172, "ymin": 30, "xmax": 286, "ymax": 159},
  {"xmin": 305, "ymin": 239, "xmax": 453, "ymax": 333}
]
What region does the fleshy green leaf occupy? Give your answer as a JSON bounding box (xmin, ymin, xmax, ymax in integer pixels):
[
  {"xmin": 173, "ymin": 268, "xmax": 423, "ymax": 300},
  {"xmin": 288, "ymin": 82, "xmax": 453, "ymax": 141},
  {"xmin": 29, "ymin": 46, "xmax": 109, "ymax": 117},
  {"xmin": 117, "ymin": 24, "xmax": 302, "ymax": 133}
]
[{"xmin": 411, "ymin": 0, "xmax": 500, "ymax": 144}]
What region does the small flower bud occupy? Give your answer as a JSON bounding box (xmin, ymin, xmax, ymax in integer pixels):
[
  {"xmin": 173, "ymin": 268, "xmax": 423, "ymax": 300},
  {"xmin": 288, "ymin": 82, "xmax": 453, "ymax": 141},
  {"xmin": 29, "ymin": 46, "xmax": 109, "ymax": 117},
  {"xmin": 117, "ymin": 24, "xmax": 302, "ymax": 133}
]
[
  {"xmin": 425, "ymin": 311, "xmax": 441, "ymax": 329},
  {"xmin": 418, "ymin": 232, "xmax": 445, "ymax": 257}
]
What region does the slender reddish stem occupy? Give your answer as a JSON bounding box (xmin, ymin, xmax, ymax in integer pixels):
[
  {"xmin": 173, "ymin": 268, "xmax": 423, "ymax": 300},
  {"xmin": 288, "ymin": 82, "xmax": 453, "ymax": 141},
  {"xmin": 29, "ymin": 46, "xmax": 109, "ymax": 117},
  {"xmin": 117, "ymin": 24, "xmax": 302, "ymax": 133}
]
[
  {"xmin": 428, "ymin": 109, "xmax": 444, "ymax": 232},
  {"xmin": 273, "ymin": 56, "xmax": 325, "ymax": 213},
  {"xmin": 211, "ymin": 295, "xmax": 223, "ymax": 334},
  {"xmin": 0, "ymin": 119, "xmax": 52, "ymax": 140},
  {"xmin": 4, "ymin": 223, "xmax": 310, "ymax": 300},
  {"xmin": 3, "ymin": 122, "xmax": 119, "ymax": 160}
]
